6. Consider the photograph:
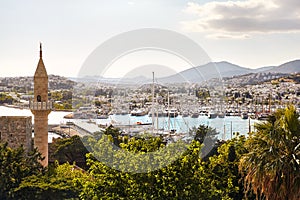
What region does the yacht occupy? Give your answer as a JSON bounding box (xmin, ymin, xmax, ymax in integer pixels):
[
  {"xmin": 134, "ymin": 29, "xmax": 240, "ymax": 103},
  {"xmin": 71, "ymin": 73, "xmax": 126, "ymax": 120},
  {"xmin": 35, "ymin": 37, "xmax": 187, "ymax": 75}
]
[
  {"xmin": 208, "ymin": 111, "xmax": 217, "ymax": 119},
  {"xmin": 257, "ymin": 113, "xmax": 269, "ymax": 120},
  {"xmin": 181, "ymin": 110, "xmax": 189, "ymax": 117},
  {"xmin": 217, "ymin": 112, "xmax": 225, "ymax": 118},
  {"xmin": 164, "ymin": 108, "xmax": 178, "ymax": 118},
  {"xmin": 241, "ymin": 112, "xmax": 248, "ymax": 119},
  {"xmin": 190, "ymin": 111, "xmax": 199, "ymax": 118}
]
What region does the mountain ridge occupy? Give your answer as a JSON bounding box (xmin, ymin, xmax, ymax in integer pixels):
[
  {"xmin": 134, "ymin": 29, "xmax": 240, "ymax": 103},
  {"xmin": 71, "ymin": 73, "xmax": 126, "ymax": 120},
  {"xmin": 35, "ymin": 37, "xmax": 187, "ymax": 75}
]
[
  {"xmin": 70, "ymin": 59, "xmax": 300, "ymax": 84},
  {"xmin": 156, "ymin": 59, "xmax": 300, "ymax": 83}
]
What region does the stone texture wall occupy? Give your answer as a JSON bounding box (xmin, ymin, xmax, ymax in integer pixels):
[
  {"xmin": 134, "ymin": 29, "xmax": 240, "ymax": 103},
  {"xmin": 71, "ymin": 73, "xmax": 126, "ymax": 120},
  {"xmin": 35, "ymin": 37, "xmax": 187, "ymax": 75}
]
[
  {"xmin": 0, "ymin": 116, "xmax": 32, "ymax": 152},
  {"xmin": 34, "ymin": 76, "xmax": 48, "ymax": 102},
  {"xmin": 32, "ymin": 110, "xmax": 50, "ymax": 167}
]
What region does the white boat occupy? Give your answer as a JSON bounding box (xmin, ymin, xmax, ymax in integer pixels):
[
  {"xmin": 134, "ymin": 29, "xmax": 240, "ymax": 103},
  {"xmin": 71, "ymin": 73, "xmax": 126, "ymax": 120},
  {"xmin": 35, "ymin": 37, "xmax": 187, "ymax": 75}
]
[
  {"xmin": 130, "ymin": 109, "xmax": 137, "ymax": 116},
  {"xmin": 217, "ymin": 112, "xmax": 225, "ymax": 118},
  {"xmin": 131, "ymin": 108, "xmax": 147, "ymax": 116},
  {"xmin": 257, "ymin": 113, "xmax": 269, "ymax": 120},
  {"xmin": 136, "ymin": 108, "xmax": 147, "ymax": 116},
  {"xmin": 164, "ymin": 108, "xmax": 178, "ymax": 118}
]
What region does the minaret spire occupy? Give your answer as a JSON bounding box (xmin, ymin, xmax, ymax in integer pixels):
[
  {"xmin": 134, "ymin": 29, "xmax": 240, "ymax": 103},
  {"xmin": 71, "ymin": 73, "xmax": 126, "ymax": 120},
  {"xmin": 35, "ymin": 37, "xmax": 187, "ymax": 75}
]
[
  {"xmin": 40, "ymin": 42, "xmax": 42, "ymax": 58},
  {"xmin": 30, "ymin": 42, "xmax": 52, "ymax": 167}
]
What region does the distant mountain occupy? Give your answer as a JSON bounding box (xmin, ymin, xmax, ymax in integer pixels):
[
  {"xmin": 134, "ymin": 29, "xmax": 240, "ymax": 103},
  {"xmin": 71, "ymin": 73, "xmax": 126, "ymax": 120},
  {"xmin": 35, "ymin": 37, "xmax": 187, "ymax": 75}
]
[
  {"xmin": 70, "ymin": 59, "xmax": 300, "ymax": 84},
  {"xmin": 214, "ymin": 61, "xmax": 252, "ymax": 77},
  {"xmin": 158, "ymin": 61, "xmax": 252, "ymax": 83},
  {"xmin": 252, "ymin": 66, "xmax": 276, "ymax": 73},
  {"xmin": 264, "ymin": 60, "xmax": 300, "ymax": 74},
  {"xmin": 158, "ymin": 60, "xmax": 300, "ymax": 83}
]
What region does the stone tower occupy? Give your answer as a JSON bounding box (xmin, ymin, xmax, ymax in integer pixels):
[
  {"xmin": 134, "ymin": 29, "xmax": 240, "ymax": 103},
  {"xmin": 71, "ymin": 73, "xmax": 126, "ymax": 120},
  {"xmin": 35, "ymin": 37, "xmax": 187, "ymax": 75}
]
[{"xmin": 30, "ymin": 43, "xmax": 52, "ymax": 167}]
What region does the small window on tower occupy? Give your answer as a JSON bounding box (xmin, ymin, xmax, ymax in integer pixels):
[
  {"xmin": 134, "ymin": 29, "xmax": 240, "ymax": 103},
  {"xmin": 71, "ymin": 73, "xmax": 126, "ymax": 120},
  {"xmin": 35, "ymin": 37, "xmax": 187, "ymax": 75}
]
[{"xmin": 37, "ymin": 95, "xmax": 41, "ymax": 102}]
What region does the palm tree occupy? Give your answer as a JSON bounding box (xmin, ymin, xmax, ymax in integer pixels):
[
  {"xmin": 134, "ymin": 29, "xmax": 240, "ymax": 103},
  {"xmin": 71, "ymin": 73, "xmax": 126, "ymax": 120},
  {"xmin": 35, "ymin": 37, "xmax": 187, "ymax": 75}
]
[{"xmin": 239, "ymin": 105, "xmax": 300, "ymax": 200}]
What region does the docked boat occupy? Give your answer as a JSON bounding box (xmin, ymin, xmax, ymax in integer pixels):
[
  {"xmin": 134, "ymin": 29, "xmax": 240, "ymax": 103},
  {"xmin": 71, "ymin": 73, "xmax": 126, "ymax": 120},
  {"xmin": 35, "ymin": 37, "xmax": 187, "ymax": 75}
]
[
  {"xmin": 130, "ymin": 110, "xmax": 137, "ymax": 116},
  {"xmin": 136, "ymin": 121, "xmax": 152, "ymax": 125},
  {"xmin": 136, "ymin": 109, "xmax": 147, "ymax": 116},
  {"xmin": 164, "ymin": 108, "xmax": 179, "ymax": 118},
  {"xmin": 257, "ymin": 113, "xmax": 269, "ymax": 120},
  {"xmin": 131, "ymin": 108, "xmax": 147, "ymax": 116},
  {"xmin": 208, "ymin": 111, "xmax": 217, "ymax": 119},
  {"xmin": 241, "ymin": 112, "xmax": 248, "ymax": 119},
  {"xmin": 217, "ymin": 112, "xmax": 225, "ymax": 118},
  {"xmin": 181, "ymin": 110, "xmax": 189, "ymax": 117},
  {"xmin": 190, "ymin": 111, "xmax": 199, "ymax": 118}
]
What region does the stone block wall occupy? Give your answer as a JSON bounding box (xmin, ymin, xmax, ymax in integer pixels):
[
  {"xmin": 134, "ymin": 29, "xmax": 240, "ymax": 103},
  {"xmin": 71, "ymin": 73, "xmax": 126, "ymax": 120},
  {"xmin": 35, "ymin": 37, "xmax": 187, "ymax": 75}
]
[{"xmin": 0, "ymin": 116, "xmax": 32, "ymax": 152}]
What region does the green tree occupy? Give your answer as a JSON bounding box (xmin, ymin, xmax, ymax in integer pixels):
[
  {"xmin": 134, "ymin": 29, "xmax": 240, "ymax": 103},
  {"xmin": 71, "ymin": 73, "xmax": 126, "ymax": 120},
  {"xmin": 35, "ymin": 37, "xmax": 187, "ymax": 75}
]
[
  {"xmin": 52, "ymin": 135, "xmax": 89, "ymax": 170},
  {"xmin": 189, "ymin": 125, "xmax": 220, "ymax": 160},
  {"xmin": 103, "ymin": 125, "xmax": 122, "ymax": 147},
  {"xmin": 239, "ymin": 106, "xmax": 300, "ymax": 200},
  {"xmin": 0, "ymin": 143, "xmax": 44, "ymax": 199},
  {"xmin": 202, "ymin": 136, "xmax": 254, "ymax": 200},
  {"xmin": 79, "ymin": 125, "xmax": 252, "ymax": 199},
  {"xmin": 14, "ymin": 162, "xmax": 89, "ymax": 200}
]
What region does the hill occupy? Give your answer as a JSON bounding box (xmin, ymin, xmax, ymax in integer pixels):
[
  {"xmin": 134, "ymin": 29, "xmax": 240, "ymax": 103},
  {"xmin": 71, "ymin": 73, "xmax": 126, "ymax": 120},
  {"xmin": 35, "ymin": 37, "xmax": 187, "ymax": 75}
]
[
  {"xmin": 71, "ymin": 59, "xmax": 300, "ymax": 84},
  {"xmin": 264, "ymin": 60, "xmax": 300, "ymax": 74},
  {"xmin": 158, "ymin": 61, "xmax": 252, "ymax": 83}
]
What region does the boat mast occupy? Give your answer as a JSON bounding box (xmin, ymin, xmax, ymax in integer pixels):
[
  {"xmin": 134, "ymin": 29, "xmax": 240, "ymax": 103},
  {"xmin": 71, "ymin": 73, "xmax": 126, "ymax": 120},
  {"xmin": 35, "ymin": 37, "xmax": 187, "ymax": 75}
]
[
  {"xmin": 152, "ymin": 72, "xmax": 155, "ymax": 134},
  {"xmin": 168, "ymin": 91, "xmax": 170, "ymax": 131},
  {"xmin": 156, "ymin": 93, "xmax": 159, "ymax": 131}
]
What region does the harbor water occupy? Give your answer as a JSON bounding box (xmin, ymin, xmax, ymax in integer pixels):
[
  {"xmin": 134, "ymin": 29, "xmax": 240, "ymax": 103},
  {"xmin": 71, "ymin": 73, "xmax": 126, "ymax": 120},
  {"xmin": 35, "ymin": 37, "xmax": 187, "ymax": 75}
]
[
  {"xmin": 105, "ymin": 114, "xmax": 259, "ymax": 140},
  {"xmin": 0, "ymin": 106, "xmax": 260, "ymax": 141}
]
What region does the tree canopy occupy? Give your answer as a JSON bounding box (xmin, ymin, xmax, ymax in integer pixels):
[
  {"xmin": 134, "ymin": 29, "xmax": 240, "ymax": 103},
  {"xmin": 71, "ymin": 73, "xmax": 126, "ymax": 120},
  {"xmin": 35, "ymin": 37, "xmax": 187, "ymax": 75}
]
[
  {"xmin": 239, "ymin": 106, "xmax": 300, "ymax": 200},
  {"xmin": 1, "ymin": 109, "xmax": 299, "ymax": 200},
  {"xmin": 0, "ymin": 143, "xmax": 44, "ymax": 199}
]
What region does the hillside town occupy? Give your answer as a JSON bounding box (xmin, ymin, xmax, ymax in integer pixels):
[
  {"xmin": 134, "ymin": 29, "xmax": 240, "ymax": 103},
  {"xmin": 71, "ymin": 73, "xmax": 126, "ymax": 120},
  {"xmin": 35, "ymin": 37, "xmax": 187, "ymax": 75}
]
[{"xmin": 1, "ymin": 72, "xmax": 300, "ymax": 121}]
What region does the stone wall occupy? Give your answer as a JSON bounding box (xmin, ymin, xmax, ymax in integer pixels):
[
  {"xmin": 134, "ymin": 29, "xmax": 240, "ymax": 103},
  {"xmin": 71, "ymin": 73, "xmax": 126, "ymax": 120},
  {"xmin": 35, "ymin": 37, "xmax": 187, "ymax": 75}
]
[{"xmin": 0, "ymin": 116, "xmax": 32, "ymax": 152}]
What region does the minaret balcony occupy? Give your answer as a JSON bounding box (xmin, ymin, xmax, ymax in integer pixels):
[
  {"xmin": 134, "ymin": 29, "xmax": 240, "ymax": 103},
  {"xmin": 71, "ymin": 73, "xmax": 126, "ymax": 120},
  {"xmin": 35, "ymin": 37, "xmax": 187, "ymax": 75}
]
[{"xmin": 29, "ymin": 101, "xmax": 53, "ymax": 110}]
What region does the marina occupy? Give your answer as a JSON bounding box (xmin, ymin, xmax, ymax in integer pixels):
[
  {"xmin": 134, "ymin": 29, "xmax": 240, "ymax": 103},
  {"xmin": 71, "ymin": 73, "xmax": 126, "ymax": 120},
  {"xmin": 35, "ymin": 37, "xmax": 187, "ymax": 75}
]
[
  {"xmin": 104, "ymin": 113, "xmax": 258, "ymax": 140},
  {"xmin": 4, "ymin": 103, "xmax": 299, "ymax": 143},
  {"xmin": 0, "ymin": 105, "xmax": 258, "ymax": 141}
]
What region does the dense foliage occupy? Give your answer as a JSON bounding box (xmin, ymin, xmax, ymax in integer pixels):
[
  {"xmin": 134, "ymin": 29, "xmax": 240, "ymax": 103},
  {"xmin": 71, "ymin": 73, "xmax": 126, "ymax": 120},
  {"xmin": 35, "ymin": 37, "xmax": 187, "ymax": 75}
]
[
  {"xmin": 50, "ymin": 90, "xmax": 72, "ymax": 110},
  {"xmin": 79, "ymin": 134, "xmax": 247, "ymax": 200},
  {"xmin": 239, "ymin": 106, "xmax": 300, "ymax": 200},
  {"xmin": 51, "ymin": 135, "xmax": 89, "ymax": 169},
  {"xmin": 0, "ymin": 143, "xmax": 44, "ymax": 199},
  {"xmin": 14, "ymin": 162, "xmax": 88, "ymax": 200},
  {"xmin": 1, "ymin": 106, "xmax": 299, "ymax": 199}
]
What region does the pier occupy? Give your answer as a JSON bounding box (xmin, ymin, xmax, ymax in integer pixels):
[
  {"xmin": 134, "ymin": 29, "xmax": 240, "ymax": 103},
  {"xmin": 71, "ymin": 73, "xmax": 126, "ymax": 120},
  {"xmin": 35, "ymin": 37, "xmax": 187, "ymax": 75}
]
[{"xmin": 50, "ymin": 120, "xmax": 105, "ymax": 138}]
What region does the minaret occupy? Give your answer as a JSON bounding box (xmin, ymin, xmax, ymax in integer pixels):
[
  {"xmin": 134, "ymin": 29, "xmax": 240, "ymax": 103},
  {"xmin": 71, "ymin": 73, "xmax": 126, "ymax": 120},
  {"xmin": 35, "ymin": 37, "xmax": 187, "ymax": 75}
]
[{"xmin": 30, "ymin": 43, "xmax": 52, "ymax": 167}]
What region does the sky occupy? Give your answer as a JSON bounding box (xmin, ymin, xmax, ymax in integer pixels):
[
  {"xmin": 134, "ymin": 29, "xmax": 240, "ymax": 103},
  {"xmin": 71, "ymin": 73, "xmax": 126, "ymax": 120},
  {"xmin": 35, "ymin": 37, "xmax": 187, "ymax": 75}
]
[{"xmin": 0, "ymin": 0, "xmax": 300, "ymax": 78}]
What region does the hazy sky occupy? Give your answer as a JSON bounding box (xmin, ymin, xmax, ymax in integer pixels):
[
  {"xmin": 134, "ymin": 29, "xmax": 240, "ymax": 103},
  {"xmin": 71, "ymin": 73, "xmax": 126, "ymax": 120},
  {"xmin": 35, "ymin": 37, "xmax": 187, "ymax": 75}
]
[{"xmin": 1, "ymin": 0, "xmax": 300, "ymax": 77}]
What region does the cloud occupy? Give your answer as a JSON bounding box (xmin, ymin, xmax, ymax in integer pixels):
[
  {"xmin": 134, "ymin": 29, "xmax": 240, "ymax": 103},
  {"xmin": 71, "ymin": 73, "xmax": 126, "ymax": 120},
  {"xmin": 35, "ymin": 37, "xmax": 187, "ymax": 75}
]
[{"xmin": 182, "ymin": 0, "xmax": 300, "ymax": 37}]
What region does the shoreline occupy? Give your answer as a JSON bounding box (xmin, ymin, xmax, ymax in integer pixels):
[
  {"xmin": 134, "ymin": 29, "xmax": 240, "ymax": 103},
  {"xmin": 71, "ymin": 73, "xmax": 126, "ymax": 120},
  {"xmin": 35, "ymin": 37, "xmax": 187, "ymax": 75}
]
[{"xmin": 1, "ymin": 103, "xmax": 73, "ymax": 112}]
